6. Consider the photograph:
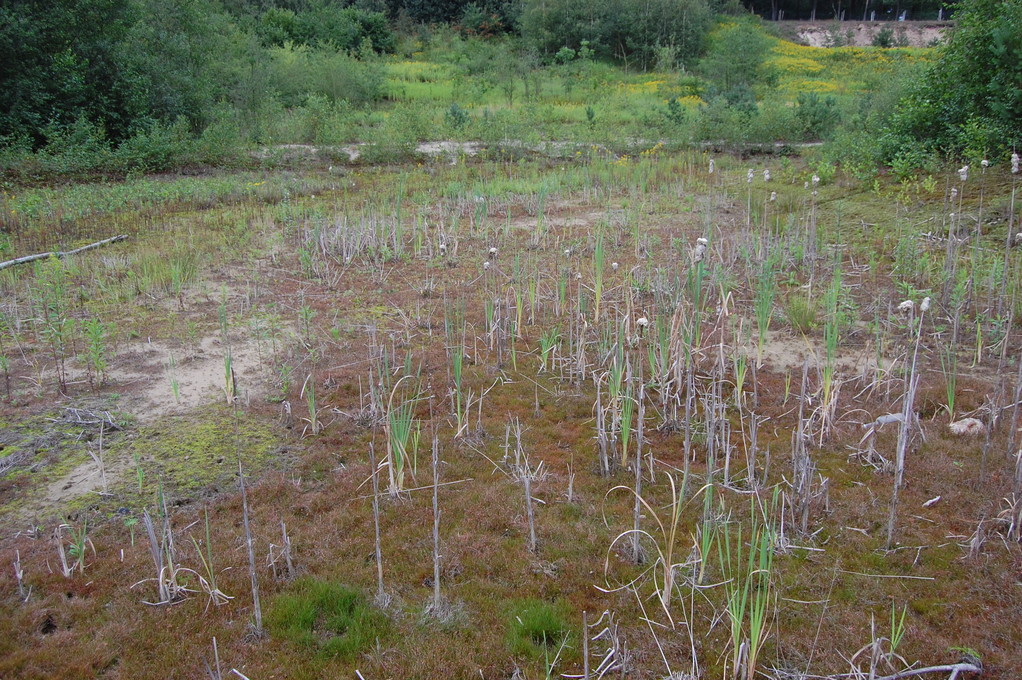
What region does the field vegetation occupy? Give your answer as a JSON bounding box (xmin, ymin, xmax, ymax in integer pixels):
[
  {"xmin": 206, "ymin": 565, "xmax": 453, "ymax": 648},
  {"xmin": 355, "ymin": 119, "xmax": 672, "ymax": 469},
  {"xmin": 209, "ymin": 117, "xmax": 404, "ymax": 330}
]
[{"xmin": 2, "ymin": 0, "xmax": 1022, "ymax": 678}]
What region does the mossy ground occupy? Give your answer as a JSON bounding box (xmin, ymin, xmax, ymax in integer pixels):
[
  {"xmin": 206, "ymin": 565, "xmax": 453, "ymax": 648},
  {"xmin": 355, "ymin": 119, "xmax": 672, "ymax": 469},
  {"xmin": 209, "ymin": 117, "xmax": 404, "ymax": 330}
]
[{"xmin": 0, "ymin": 151, "xmax": 1020, "ymax": 679}]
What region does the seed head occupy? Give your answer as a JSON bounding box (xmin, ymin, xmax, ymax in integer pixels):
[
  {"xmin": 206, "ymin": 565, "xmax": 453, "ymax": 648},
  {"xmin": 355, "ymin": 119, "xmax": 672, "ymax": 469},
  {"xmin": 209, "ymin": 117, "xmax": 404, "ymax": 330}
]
[
  {"xmin": 981, "ymin": 159, "xmax": 989, "ymax": 168},
  {"xmin": 958, "ymin": 165, "xmax": 969, "ymax": 181},
  {"xmin": 897, "ymin": 299, "xmax": 915, "ymax": 312},
  {"xmin": 763, "ymin": 169, "xmax": 771, "ymax": 182},
  {"xmin": 636, "ymin": 317, "xmax": 649, "ymax": 328},
  {"xmin": 708, "ymin": 159, "xmax": 715, "ymax": 174},
  {"xmin": 920, "ymin": 297, "xmax": 931, "ymax": 312},
  {"xmin": 747, "ymin": 169, "xmax": 754, "ymax": 183},
  {"xmin": 770, "ymin": 191, "xmax": 777, "ymax": 202},
  {"xmin": 612, "ymin": 262, "xmax": 619, "ymax": 271},
  {"xmin": 1012, "ymin": 152, "xmax": 1020, "ymax": 174}
]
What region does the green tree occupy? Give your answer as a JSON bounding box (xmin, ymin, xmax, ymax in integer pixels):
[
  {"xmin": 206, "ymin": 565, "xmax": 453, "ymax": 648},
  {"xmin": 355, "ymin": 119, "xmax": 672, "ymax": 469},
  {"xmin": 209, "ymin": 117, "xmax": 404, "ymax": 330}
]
[
  {"xmin": 698, "ymin": 19, "xmax": 775, "ymax": 93},
  {"xmin": 885, "ymin": 0, "xmax": 1022, "ymax": 159}
]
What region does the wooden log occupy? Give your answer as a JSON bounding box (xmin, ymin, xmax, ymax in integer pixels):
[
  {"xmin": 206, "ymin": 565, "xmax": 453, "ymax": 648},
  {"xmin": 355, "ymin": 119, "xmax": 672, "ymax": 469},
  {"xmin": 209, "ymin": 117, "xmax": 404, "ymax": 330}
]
[{"xmin": 0, "ymin": 234, "xmax": 128, "ymax": 272}]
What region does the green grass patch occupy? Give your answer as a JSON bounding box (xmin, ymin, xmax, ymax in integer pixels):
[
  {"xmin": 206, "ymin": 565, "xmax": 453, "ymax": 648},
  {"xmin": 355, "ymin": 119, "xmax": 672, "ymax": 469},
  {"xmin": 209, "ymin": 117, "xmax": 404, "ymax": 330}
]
[
  {"xmin": 506, "ymin": 598, "xmax": 573, "ymax": 659},
  {"xmin": 267, "ymin": 579, "xmax": 389, "ymax": 660}
]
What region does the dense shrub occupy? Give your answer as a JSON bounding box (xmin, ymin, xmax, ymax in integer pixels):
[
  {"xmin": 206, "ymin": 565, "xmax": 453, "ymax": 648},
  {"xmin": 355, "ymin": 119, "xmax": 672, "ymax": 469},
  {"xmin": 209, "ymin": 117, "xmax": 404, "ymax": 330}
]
[
  {"xmin": 519, "ymin": 0, "xmax": 714, "ymax": 70},
  {"xmin": 883, "ymin": 0, "xmax": 1022, "ymax": 160}
]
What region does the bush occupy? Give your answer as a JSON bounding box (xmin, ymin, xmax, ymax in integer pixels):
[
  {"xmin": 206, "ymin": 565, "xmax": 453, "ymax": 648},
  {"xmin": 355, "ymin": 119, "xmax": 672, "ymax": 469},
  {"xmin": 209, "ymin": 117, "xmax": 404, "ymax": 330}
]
[
  {"xmin": 699, "ymin": 19, "xmax": 776, "ymax": 93},
  {"xmin": 506, "ymin": 599, "xmax": 573, "ymax": 658},
  {"xmin": 882, "ymin": 0, "xmax": 1022, "ymax": 158},
  {"xmin": 520, "ymin": 0, "xmax": 713, "ymax": 69},
  {"xmin": 113, "ymin": 117, "xmax": 196, "ymax": 173},
  {"xmin": 871, "ymin": 25, "xmax": 895, "ymax": 48},
  {"xmin": 795, "ymin": 92, "xmax": 840, "ymax": 140},
  {"xmin": 266, "ymin": 579, "xmax": 388, "ymax": 660}
]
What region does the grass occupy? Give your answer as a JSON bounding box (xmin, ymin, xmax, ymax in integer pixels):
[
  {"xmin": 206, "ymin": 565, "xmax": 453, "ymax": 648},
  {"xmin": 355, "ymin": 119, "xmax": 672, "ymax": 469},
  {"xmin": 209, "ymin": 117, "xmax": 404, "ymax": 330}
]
[
  {"xmin": 506, "ymin": 599, "xmax": 573, "ymax": 659},
  {"xmin": 0, "ymin": 149, "xmax": 1021, "ymax": 680},
  {"xmin": 266, "ymin": 579, "xmax": 389, "ymax": 660}
]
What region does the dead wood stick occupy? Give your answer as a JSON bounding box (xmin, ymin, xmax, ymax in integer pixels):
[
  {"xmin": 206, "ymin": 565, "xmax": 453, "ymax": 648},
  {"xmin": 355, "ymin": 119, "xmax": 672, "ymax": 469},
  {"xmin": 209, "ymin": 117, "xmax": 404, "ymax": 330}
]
[
  {"xmin": 873, "ymin": 663, "xmax": 982, "ymax": 680},
  {"xmin": 0, "ymin": 235, "xmax": 128, "ymax": 272}
]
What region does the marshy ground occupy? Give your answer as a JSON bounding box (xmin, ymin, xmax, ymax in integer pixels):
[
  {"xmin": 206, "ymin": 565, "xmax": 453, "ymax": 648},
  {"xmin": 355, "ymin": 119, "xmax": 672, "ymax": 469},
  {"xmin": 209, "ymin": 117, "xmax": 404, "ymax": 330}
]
[{"xmin": 0, "ymin": 149, "xmax": 1018, "ymax": 679}]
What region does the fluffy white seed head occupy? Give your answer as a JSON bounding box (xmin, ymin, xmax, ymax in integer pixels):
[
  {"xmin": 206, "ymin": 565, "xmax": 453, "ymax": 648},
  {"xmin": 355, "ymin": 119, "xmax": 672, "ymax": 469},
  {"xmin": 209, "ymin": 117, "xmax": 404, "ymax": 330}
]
[
  {"xmin": 1013, "ymin": 152, "xmax": 1020, "ymax": 174},
  {"xmin": 763, "ymin": 169, "xmax": 771, "ymax": 182},
  {"xmin": 483, "ymin": 260, "xmax": 490, "ymax": 270},
  {"xmin": 950, "ymin": 187, "xmax": 958, "ymax": 199},
  {"xmin": 897, "ymin": 299, "xmax": 915, "ymax": 312},
  {"xmin": 770, "ymin": 191, "xmax": 777, "ymax": 202},
  {"xmin": 696, "ymin": 237, "xmax": 708, "ymax": 245},
  {"xmin": 575, "ymin": 272, "xmax": 582, "ymax": 280},
  {"xmin": 612, "ymin": 262, "xmax": 619, "ymax": 270},
  {"xmin": 920, "ymin": 296, "xmax": 931, "ymax": 312},
  {"xmin": 636, "ymin": 316, "xmax": 649, "ymax": 328},
  {"xmin": 958, "ymin": 165, "xmax": 969, "ymax": 181},
  {"xmin": 747, "ymin": 169, "xmax": 754, "ymax": 183},
  {"xmin": 489, "ymin": 247, "xmax": 497, "ymax": 255},
  {"xmin": 812, "ymin": 174, "xmax": 820, "ymax": 186},
  {"xmin": 981, "ymin": 159, "xmax": 989, "ymax": 168},
  {"xmin": 564, "ymin": 248, "xmax": 571, "ymax": 257}
]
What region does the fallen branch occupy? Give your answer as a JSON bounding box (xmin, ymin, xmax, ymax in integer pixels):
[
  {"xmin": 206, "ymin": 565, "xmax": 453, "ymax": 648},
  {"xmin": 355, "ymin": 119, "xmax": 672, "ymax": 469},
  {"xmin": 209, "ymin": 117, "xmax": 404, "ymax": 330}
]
[
  {"xmin": 874, "ymin": 662, "xmax": 982, "ymax": 680},
  {"xmin": 0, "ymin": 235, "xmax": 128, "ymax": 272}
]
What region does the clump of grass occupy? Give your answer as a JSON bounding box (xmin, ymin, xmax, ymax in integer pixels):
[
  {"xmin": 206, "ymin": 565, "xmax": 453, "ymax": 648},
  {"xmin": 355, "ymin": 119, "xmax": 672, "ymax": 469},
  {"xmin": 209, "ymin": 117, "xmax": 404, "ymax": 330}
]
[
  {"xmin": 784, "ymin": 293, "xmax": 818, "ymax": 333},
  {"xmin": 507, "ymin": 599, "xmax": 572, "ymax": 658},
  {"xmin": 266, "ymin": 579, "xmax": 389, "ymax": 660}
]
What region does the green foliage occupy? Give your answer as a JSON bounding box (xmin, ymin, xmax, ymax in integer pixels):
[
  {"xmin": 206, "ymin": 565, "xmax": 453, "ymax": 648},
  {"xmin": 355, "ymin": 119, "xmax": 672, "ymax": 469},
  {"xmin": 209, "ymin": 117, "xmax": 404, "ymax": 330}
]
[
  {"xmin": 520, "ymin": 0, "xmax": 713, "ymax": 69},
  {"xmin": 506, "ymin": 599, "xmax": 572, "ymax": 658},
  {"xmin": 266, "ymin": 579, "xmax": 389, "ymax": 660},
  {"xmin": 795, "ymin": 92, "xmax": 839, "ymax": 140},
  {"xmin": 885, "ymin": 0, "xmax": 1022, "ymax": 159},
  {"xmin": 699, "ymin": 19, "xmax": 775, "ymax": 93},
  {"xmin": 256, "ymin": 3, "xmax": 394, "ymax": 54},
  {"xmin": 785, "ymin": 293, "xmax": 817, "ymax": 333}
]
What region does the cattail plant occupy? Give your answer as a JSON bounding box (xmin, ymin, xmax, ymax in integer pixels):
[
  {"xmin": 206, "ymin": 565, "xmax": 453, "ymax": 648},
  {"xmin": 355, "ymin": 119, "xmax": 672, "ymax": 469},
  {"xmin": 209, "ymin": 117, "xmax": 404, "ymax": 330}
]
[
  {"xmin": 386, "ymin": 375, "xmax": 419, "ymax": 494},
  {"xmin": 887, "ymin": 296, "xmax": 928, "ymax": 548},
  {"xmin": 13, "ymin": 550, "xmax": 28, "ymax": 601},
  {"xmin": 718, "ymin": 494, "xmax": 776, "ymax": 680},
  {"xmin": 603, "ymin": 472, "xmax": 693, "ymax": 622},
  {"xmin": 754, "ymin": 256, "xmax": 777, "ymax": 367},
  {"xmin": 592, "ymin": 231, "xmax": 605, "ymax": 323},
  {"xmin": 368, "ymin": 442, "xmax": 388, "ymax": 606},
  {"xmin": 191, "ymin": 508, "xmax": 233, "ymax": 611},
  {"xmin": 238, "ymin": 459, "xmax": 263, "ymax": 634}
]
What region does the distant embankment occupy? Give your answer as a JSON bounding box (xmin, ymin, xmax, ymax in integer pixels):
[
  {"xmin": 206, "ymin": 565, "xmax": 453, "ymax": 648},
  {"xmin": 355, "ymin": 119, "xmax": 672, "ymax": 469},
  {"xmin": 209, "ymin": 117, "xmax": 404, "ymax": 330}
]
[{"xmin": 780, "ymin": 20, "xmax": 950, "ymax": 47}]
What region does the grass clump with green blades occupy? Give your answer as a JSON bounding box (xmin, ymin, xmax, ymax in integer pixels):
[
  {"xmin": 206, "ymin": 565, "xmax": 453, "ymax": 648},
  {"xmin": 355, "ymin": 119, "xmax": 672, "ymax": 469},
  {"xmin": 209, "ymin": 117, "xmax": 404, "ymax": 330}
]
[{"xmin": 266, "ymin": 579, "xmax": 390, "ymax": 660}]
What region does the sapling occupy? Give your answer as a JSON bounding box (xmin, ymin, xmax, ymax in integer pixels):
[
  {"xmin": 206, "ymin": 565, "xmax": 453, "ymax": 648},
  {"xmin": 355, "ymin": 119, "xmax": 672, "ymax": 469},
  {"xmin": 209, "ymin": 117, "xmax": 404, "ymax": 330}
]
[{"xmin": 82, "ymin": 317, "xmax": 107, "ymax": 389}]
